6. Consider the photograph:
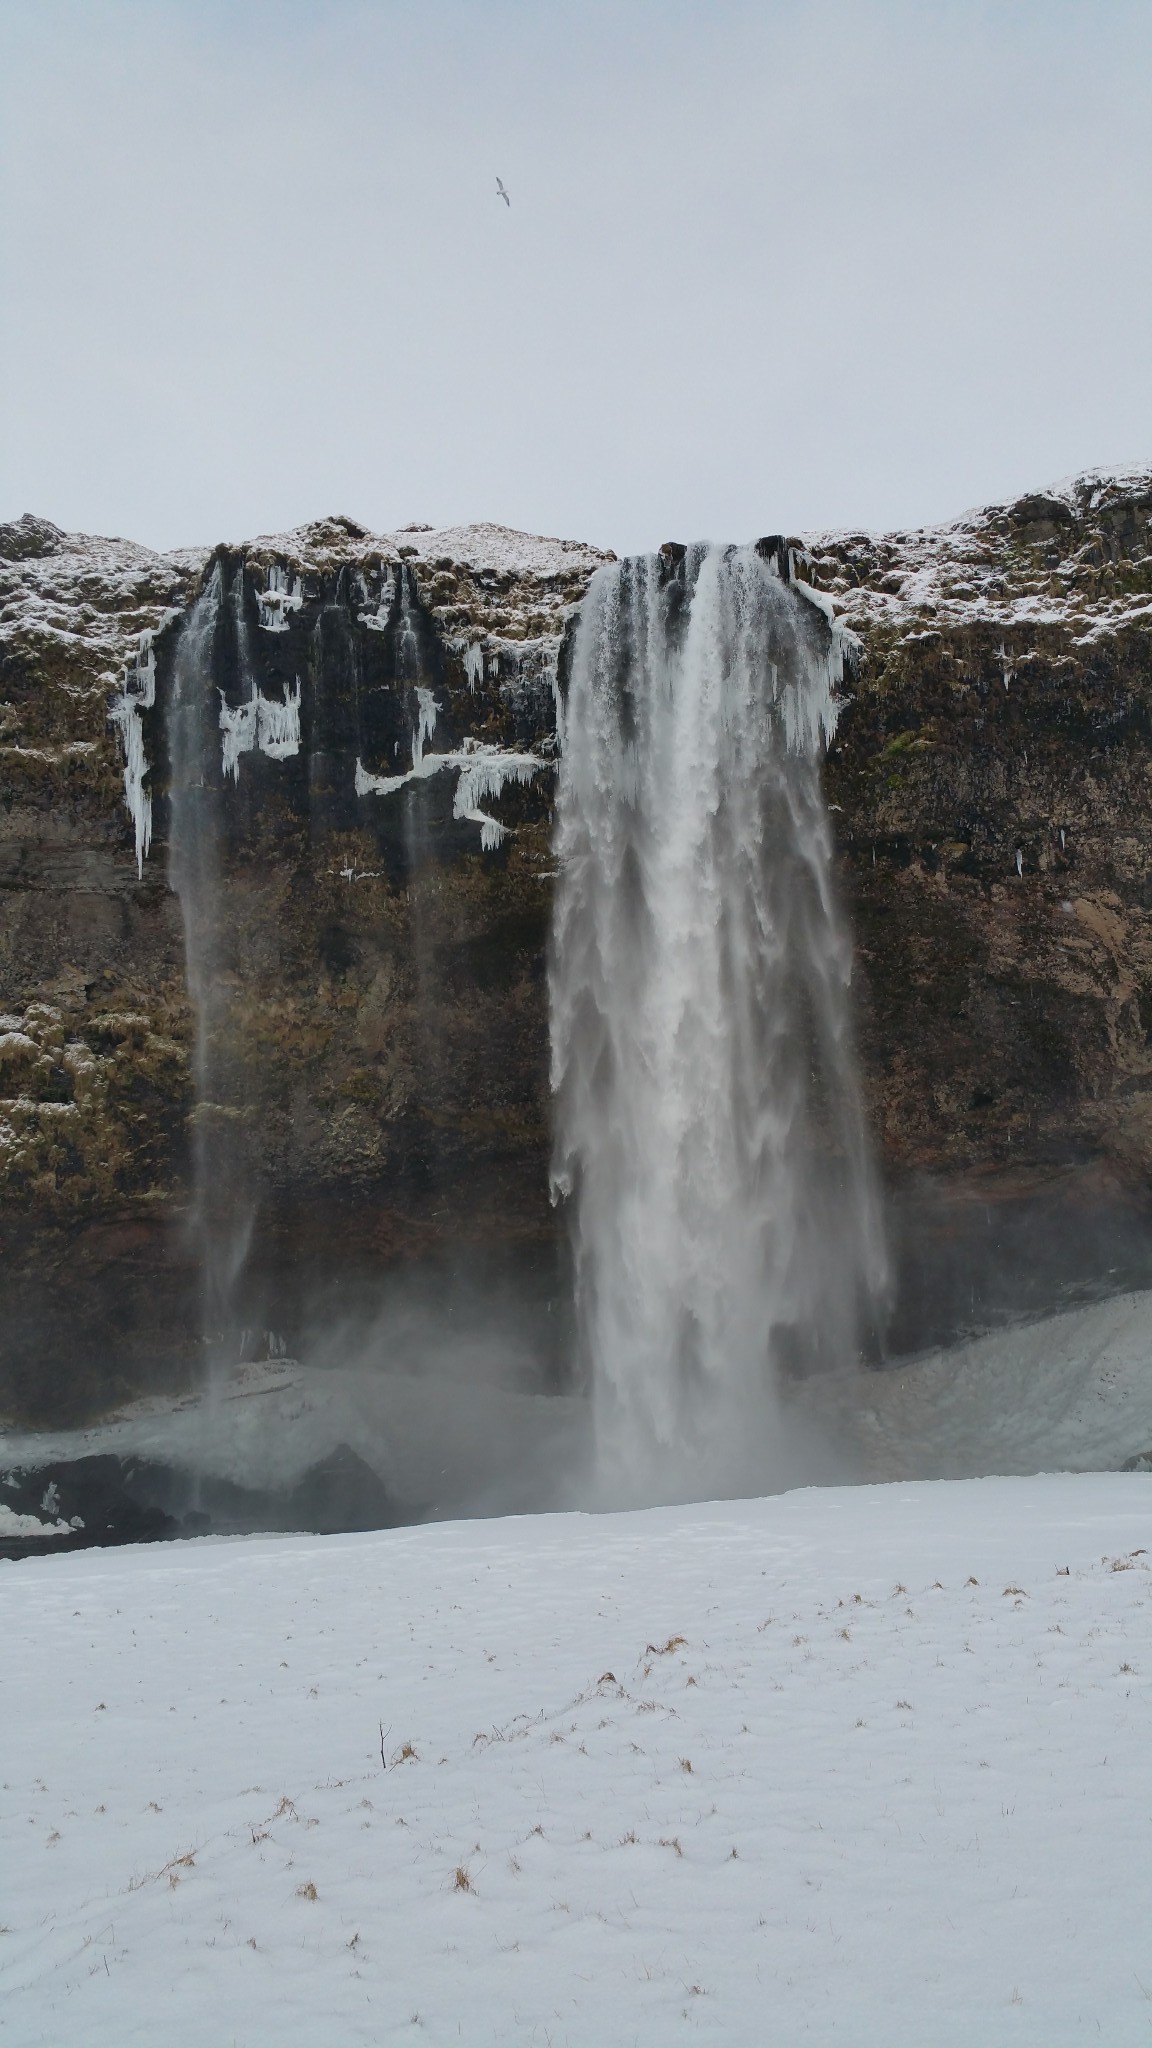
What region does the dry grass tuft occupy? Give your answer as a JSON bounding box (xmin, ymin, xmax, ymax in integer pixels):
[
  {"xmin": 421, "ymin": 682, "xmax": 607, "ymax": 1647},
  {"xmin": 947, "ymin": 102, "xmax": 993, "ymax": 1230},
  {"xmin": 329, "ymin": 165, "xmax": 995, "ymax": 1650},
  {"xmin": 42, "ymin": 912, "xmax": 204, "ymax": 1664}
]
[
  {"xmin": 452, "ymin": 1865, "xmax": 474, "ymax": 1893},
  {"xmin": 129, "ymin": 1849, "xmax": 195, "ymax": 1895},
  {"xmin": 296, "ymin": 1881, "xmax": 318, "ymax": 1901}
]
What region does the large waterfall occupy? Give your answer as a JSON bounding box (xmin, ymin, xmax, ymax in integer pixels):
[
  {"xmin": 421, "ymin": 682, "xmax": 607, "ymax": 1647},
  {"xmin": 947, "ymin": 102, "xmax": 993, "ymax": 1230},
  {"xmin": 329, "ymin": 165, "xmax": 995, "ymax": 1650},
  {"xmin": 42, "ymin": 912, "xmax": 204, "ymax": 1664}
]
[{"xmin": 549, "ymin": 544, "xmax": 888, "ymax": 1497}]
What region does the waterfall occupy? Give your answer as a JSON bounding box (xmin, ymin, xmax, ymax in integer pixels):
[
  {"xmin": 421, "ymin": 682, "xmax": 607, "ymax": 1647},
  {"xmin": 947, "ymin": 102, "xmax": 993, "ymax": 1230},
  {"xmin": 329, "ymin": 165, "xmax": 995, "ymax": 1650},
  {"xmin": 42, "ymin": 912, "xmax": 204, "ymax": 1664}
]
[
  {"xmin": 549, "ymin": 544, "xmax": 887, "ymax": 1497},
  {"xmin": 167, "ymin": 562, "xmax": 255, "ymax": 1382}
]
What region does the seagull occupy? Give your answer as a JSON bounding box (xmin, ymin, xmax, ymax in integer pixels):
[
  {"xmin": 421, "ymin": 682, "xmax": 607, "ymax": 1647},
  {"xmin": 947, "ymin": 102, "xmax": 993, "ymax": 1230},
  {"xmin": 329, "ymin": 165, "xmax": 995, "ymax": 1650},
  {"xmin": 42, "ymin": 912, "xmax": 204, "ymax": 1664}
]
[{"xmin": 496, "ymin": 176, "xmax": 510, "ymax": 207}]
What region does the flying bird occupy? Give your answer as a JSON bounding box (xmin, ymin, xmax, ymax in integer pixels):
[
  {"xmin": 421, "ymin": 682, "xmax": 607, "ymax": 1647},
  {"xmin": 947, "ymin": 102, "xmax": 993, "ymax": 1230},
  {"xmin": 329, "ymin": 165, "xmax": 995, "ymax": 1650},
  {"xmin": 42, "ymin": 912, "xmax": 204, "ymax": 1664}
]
[{"xmin": 496, "ymin": 176, "xmax": 510, "ymax": 208}]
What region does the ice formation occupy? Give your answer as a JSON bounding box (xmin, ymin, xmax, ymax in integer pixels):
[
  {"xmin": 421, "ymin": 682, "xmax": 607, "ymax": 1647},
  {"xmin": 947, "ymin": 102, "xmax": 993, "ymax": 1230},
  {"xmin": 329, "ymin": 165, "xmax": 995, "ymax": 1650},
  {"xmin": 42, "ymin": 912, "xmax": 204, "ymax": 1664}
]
[
  {"xmin": 219, "ymin": 678, "xmax": 302, "ymax": 780},
  {"xmin": 451, "ymin": 740, "xmax": 542, "ymax": 850},
  {"xmin": 413, "ymin": 686, "xmax": 439, "ymax": 766},
  {"xmin": 358, "ymin": 565, "xmax": 395, "ymax": 633},
  {"xmin": 108, "ymin": 630, "xmax": 157, "ymax": 875},
  {"xmin": 550, "ymin": 544, "xmax": 887, "ymax": 1492},
  {"xmin": 354, "ymin": 757, "xmax": 415, "ymax": 800},
  {"xmin": 354, "ymin": 657, "xmax": 544, "ymax": 852},
  {"xmin": 355, "ymin": 735, "xmax": 546, "ymax": 849},
  {"xmin": 256, "ymin": 563, "xmax": 304, "ymax": 632}
]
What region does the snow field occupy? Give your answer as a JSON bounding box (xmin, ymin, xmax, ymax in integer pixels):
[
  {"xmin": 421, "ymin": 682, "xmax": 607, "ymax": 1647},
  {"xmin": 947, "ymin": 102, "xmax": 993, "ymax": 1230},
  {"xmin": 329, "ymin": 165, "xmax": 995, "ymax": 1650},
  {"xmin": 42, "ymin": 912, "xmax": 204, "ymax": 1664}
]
[{"xmin": 2, "ymin": 1474, "xmax": 1151, "ymax": 2045}]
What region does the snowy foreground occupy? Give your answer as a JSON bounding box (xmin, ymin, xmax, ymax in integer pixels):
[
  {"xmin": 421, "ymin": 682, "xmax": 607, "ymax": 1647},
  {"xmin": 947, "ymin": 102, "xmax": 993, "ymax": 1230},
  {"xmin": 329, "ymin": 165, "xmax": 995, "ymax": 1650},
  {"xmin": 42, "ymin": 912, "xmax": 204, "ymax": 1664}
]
[{"xmin": 3, "ymin": 1476, "xmax": 1151, "ymax": 2046}]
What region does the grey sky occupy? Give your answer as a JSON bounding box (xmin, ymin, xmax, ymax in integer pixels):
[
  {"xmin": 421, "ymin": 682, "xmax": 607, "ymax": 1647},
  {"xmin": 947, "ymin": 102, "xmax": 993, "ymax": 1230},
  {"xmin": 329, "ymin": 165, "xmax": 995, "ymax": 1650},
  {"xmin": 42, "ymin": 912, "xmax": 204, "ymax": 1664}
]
[{"xmin": 2, "ymin": 0, "xmax": 1149, "ymax": 557}]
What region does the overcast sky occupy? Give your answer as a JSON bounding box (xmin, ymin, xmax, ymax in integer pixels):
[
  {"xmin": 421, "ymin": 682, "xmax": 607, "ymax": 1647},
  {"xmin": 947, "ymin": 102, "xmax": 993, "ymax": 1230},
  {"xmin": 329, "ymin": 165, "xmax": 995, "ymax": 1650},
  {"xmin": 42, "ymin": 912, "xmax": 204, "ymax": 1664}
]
[{"xmin": 1, "ymin": 0, "xmax": 1149, "ymax": 557}]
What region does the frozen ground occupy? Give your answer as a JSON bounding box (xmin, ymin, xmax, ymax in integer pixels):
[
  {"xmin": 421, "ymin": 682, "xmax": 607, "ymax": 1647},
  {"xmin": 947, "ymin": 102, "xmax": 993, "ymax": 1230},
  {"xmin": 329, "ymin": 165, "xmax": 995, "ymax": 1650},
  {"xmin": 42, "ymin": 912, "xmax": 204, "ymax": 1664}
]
[
  {"xmin": 2, "ymin": 1473, "xmax": 1151, "ymax": 2046},
  {"xmin": 799, "ymin": 1286, "xmax": 1152, "ymax": 1482}
]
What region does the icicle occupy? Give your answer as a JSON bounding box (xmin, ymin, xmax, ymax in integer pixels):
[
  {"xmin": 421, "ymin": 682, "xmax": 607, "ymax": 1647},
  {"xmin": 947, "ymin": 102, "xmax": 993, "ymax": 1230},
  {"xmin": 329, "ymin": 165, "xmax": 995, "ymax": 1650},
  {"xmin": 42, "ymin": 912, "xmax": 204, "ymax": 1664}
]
[
  {"xmin": 219, "ymin": 679, "xmax": 302, "ymax": 780},
  {"xmin": 355, "ymin": 734, "xmax": 546, "ymax": 849},
  {"xmin": 109, "ymin": 630, "xmax": 157, "ymax": 875},
  {"xmin": 359, "ymin": 565, "xmax": 395, "ymax": 633},
  {"xmin": 413, "ymin": 687, "xmax": 439, "ymax": 768},
  {"xmin": 256, "ymin": 563, "xmax": 304, "ymax": 632}
]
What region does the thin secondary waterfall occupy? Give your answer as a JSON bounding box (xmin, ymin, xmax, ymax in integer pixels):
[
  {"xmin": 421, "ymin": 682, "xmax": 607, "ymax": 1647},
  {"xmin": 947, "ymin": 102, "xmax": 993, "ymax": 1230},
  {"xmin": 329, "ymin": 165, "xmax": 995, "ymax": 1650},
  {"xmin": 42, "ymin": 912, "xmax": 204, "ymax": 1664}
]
[
  {"xmin": 550, "ymin": 544, "xmax": 887, "ymax": 1495},
  {"xmin": 167, "ymin": 563, "xmax": 255, "ymax": 1383}
]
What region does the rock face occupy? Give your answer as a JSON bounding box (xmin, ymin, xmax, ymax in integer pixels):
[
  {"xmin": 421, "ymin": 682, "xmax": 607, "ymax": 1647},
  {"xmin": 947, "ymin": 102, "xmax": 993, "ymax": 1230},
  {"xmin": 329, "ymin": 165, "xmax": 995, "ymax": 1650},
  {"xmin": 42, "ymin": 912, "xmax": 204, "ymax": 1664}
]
[
  {"xmin": 809, "ymin": 469, "xmax": 1152, "ymax": 1340},
  {"xmin": 0, "ymin": 513, "xmax": 610, "ymax": 1416},
  {"xmin": 2, "ymin": 472, "xmax": 1151, "ymax": 1420}
]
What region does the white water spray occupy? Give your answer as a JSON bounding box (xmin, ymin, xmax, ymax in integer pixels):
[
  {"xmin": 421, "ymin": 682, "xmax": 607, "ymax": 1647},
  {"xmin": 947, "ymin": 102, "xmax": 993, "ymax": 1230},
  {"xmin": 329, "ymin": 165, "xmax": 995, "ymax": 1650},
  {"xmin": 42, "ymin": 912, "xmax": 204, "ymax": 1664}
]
[{"xmin": 549, "ymin": 544, "xmax": 887, "ymax": 1498}]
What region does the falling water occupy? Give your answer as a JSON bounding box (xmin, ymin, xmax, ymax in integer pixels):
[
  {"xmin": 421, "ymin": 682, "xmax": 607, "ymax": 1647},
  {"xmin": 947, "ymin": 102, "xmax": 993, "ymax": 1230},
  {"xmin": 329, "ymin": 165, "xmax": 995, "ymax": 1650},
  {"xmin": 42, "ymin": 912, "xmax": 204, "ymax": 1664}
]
[
  {"xmin": 167, "ymin": 563, "xmax": 255, "ymax": 1384},
  {"xmin": 549, "ymin": 544, "xmax": 888, "ymax": 1497}
]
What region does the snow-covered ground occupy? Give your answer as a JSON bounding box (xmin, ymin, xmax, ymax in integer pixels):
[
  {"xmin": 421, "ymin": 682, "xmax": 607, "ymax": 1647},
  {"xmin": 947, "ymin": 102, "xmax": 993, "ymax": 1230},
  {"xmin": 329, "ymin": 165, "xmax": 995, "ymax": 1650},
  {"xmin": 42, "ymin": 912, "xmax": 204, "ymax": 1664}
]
[
  {"xmin": 801, "ymin": 1287, "xmax": 1152, "ymax": 1481},
  {"xmin": 2, "ymin": 1473, "xmax": 1150, "ymax": 2045}
]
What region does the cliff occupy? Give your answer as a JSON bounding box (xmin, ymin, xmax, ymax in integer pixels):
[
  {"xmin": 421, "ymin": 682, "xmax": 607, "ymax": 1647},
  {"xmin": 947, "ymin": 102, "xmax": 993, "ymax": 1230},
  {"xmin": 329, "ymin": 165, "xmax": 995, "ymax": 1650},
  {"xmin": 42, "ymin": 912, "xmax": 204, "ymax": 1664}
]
[
  {"xmin": 811, "ymin": 468, "xmax": 1152, "ymax": 1335},
  {"xmin": 2, "ymin": 468, "xmax": 1151, "ymax": 1418}
]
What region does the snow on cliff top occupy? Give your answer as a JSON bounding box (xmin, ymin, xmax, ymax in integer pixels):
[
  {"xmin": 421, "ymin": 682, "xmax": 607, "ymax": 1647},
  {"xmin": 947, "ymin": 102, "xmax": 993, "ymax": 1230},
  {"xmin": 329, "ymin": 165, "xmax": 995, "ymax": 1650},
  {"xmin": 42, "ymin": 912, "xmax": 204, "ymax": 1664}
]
[
  {"xmin": 0, "ymin": 513, "xmax": 613, "ymax": 689},
  {"xmin": 0, "ymin": 515, "xmax": 205, "ymax": 679},
  {"xmin": 245, "ymin": 516, "xmax": 615, "ymax": 582},
  {"xmin": 3, "ymin": 461, "xmax": 1150, "ymax": 690},
  {"xmin": 798, "ymin": 461, "xmax": 1152, "ymax": 643},
  {"xmin": 2, "ymin": 1474, "xmax": 1150, "ymax": 2045}
]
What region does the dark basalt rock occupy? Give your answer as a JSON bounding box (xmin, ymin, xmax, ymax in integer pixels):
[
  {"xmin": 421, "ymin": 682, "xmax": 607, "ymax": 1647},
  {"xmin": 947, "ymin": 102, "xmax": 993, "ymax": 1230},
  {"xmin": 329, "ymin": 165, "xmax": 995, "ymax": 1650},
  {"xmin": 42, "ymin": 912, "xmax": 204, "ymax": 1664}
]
[
  {"xmin": 0, "ymin": 1443, "xmax": 410, "ymax": 1559},
  {"xmin": 0, "ymin": 1454, "xmax": 180, "ymax": 1557},
  {"xmin": 754, "ymin": 533, "xmax": 790, "ymax": 578},
  {"xmin": 0, "ymin": 514, "xmax": 67, "ymax": 561},
  {"xmin": 282, "ymin": 1444, "xmax": 409, "ymax": 1535}
]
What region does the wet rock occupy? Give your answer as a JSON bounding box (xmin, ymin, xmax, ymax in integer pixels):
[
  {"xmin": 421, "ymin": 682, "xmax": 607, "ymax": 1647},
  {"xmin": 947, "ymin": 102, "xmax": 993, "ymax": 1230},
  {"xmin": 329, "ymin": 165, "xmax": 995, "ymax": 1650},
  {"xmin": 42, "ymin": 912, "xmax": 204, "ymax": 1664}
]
[
  {"xmin": 0, "ymin": 1442, "xmax": 411, "ymax": 1558},
  {"xmin": 0, "ymin": 1454, "xmax": 180, "ymax": 1558}
]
